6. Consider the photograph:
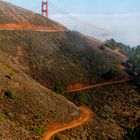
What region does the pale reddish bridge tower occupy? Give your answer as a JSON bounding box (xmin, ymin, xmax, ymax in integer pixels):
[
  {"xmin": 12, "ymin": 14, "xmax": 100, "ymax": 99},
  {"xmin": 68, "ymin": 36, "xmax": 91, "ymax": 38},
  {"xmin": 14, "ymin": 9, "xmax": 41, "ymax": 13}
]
[{"xmin": 41, "ymin": 1, "xmax": 48, "ymax": 17}]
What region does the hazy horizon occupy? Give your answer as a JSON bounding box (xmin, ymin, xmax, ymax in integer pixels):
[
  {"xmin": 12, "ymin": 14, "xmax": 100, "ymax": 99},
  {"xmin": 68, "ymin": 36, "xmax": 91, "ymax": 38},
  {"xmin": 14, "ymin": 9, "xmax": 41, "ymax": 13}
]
[{"xmin": 50, "ymin": 12, "xmax": 140, "ymax": 46}]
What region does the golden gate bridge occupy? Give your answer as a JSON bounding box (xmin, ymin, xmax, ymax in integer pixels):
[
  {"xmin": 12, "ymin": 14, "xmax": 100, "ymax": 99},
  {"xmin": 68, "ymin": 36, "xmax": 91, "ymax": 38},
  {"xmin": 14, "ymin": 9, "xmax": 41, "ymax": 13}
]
[{"xmin": 31, "ymin": 0, "xmax": 111, "ymax": 38}]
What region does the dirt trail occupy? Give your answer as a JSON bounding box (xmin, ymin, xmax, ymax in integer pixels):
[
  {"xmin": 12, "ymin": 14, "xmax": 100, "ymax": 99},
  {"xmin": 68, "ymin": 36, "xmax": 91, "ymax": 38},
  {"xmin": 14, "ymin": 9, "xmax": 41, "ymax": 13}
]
[
  {"xmin": 42, "ymin": 78, "xmax": 131, "ymax": 140},
  {"xmin": 0, "ymin": 23, "xmax": 65, "ymax": 31},
  {"xmin": 42, "ymin": 107, "xmax": 92, "ymax": 140},
  {"xmin": 67, "ymin": 78, "xmax": 131, "ymax": 93}
]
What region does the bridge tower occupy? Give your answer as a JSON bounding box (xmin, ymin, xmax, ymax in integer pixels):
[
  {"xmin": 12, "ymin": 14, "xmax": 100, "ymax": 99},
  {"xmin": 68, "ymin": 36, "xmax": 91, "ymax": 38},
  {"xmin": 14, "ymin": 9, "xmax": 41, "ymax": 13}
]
[{"xmin": 41, "ymin": 1, "xmax": 48, "ymax": 17}]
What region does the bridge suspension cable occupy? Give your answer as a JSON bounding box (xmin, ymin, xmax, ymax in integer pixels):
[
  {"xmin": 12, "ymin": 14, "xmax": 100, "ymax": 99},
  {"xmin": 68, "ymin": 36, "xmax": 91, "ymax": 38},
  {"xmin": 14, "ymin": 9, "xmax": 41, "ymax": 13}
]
[
  {"xmin": 48, "ymin": 1, "xmax": 110, "ymax": 36},
  {"xmin": 27, "ymin": 1, "xmax": 111, "ymax": 37}
]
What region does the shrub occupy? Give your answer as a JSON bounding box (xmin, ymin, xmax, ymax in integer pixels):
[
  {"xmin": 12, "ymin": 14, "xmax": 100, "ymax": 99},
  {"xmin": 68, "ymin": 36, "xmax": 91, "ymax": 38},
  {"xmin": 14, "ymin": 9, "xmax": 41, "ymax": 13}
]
[
  {"xmin": 102, "ymin": 66, "xmax": 120, "ymax": 80},
  {"xmin": 99, "ymin": 45, "xmax": 105, "ymax": 50},
  {"xmin": 53, "ymin": 81, "xmax": 67, "ymax": 94},
  {"xmin": 53, "ymin": 135, "xmax": 70, "ymax": 140},
  {"xmin": 53, "ymin": 135, "xmax": 60, "ymax": 140},
  {"xmin": 28, "ymin": 127, "xmax": 45, "ymax": 137},
  {"xmin": 79, "ymin": 94, "xmax": 89, "ymax": 105},
  {"xmin": 4, "ymin": 89, "xmax": 15, "ymax": 99},
  {"xmin": 125, "ymin": 126, "xmax": 140, "ymax": 140},
  {"xmin": 88, "ymin": 136, "xmax": 94, "ymax": 140},
  {"xmin": 4, "ymin": 112, "xmax": 14, "ymax": 120}
]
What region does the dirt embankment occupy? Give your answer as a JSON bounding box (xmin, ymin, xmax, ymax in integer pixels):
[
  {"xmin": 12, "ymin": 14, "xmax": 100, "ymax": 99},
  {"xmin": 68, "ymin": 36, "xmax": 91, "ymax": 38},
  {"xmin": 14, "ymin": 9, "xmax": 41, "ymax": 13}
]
[{"xmin": 0, "ymin": 23, "xmax": 65, "ymax": 31}]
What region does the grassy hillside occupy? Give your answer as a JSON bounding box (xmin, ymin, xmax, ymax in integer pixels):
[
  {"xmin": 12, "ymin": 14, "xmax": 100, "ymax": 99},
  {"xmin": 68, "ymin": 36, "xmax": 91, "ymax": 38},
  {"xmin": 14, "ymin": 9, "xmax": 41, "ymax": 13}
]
[
  {"xmin": 0, "ymin": 53, "xmax": 81, "ymax": 140},
  {"xmin": 0, "ymin": 30, "xmax": 127, "ymax": 89},
  {"xmin": 58, "ymin": 82, "xmax": 140, "ymax": 140},
  {"xmin": 0, "ymin": 1, "xmax": 135, "ymax": 139},
  {"xmin": 0, "ymin": 29, "xmax": 129, "ymax": 140},
  {"xmin": 0, "ymin": 0, "xmax": 63, "ymax": 27}
]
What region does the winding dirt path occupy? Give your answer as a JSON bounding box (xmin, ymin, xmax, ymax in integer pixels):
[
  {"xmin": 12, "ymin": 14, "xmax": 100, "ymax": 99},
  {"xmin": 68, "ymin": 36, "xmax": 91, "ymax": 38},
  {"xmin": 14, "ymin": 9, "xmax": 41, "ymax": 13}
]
[
  {"xmin": 42, "ymin": 107, "xmax": 92, "ymax": 140},
  {"xmin": 42, "ymin": 78, "xmax": 131, "ymax": 140},
  {"xmin": 0, "ymin": 23, "xmax": 65, "ymax": 31},
  {"xmin": 67, "ymin": 78, "xmax": 131, "ymax": 93}
]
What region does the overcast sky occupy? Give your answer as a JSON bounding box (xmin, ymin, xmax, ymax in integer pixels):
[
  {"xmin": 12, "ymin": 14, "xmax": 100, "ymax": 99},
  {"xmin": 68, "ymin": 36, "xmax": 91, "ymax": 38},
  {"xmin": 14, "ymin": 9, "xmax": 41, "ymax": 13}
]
[{"xmin": 4, "ymin": 0, "xmax": 140, "ymax": 46}]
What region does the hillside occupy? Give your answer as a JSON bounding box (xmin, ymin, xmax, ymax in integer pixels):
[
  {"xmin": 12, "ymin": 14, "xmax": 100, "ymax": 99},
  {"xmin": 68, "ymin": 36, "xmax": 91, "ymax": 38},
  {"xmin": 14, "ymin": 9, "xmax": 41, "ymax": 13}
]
[
  {"xmin": 62, "ymin": 82, "xmax": 140, "ymax": 140},
  {"xmin": 0, "ymin": 50, "xmax": 81, "ymax": 140},
  {"xmin": 0, "ymin": 30, "xmax": 128, "ymax": 89},
  {"xmin": 0, "ymin": 0, "xmax": 63, "ymax": 28},
  {"xmin": 0, "ymin": 1, "xmax": 129, "ymax": 88},
  {"xmin": 0, "ymin": 1, "xmax": 137, "ymax": 140}
]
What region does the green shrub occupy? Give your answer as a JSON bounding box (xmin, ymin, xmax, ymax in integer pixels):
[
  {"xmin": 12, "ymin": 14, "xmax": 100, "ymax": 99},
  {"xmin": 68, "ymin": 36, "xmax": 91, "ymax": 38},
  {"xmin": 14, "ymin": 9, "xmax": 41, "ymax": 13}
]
[
  {"xmin": 53, "ymin": 135, "xmax": 60, "ymax": 140},
  {"xmin": 53, "ymin": 81, "xmax": 67, "ymax": 95},
  {"xmin": 102, "ymin": 66, "xmax": 120, "ymax": 80},
  {"xmin": 53, "ymin": 135, "xmax": 70, "ymax": 140},
  {"xmin": 88, "ymin": 136, "xmax": 94, "ymax": 140},
  {"xmin": 4, "ymin": 89, "xmax": 15, "ymax": 99},
  {"xmin": 79, "ymin": 94, "xmax": 89, "ymax": 105},
  {"xmin": 28, "ymin": 127, "xmax": 45, "ymax": 137},
  {"xmin": 4, "ymin": 112, "xmax": 14, "ymax": 120},
  {"xmin": 125, "ymin": 126, "xmax": 140, "ymax": 140}
]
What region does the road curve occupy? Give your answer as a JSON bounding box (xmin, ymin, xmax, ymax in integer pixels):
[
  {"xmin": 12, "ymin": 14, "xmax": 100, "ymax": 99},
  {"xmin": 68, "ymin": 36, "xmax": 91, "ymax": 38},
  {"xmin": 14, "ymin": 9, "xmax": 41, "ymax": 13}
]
[
  {"xmin": 42, "ymin": 107, "xmax": 92, "ymax": 140},
  {"xmin": 67, "ymin": 78, "xmax": 131, "ymax": 93}
]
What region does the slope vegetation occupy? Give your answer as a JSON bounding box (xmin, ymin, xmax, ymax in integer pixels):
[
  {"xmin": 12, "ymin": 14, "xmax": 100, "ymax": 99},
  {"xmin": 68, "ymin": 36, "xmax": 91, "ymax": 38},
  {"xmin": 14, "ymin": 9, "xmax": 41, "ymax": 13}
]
[
  {"xmin": 0, "ymin": 1, "xmax": 135, "ymax": 140},
  {"xmin": 61, "ymin": 82, "xmax": 140, "ymax": 140},
  {"xmin": 0, "ymin": 53, "xmax": 81, "ymax": 140},
  {"xmin": 0, "ymin": 30, "xmax": 127, "ymax": 89},
  {"xmin": 0, "ymin": 1, "xmax": 128, "ymax": 89}
]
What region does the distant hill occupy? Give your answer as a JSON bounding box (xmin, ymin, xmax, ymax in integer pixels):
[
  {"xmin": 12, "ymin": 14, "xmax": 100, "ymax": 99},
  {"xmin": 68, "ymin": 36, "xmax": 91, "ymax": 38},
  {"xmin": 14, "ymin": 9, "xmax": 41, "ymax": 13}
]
[{"xmin": 105, "ymin": 38, "xmax": 132, "ymax": 56}]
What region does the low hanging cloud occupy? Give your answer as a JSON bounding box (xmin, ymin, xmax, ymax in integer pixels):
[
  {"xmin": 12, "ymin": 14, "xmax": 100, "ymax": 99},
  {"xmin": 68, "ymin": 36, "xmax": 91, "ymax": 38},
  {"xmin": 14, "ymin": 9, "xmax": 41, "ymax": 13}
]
[{"xmin": 50, "ymin": 13, "xmax": 140, "ymax": 46}]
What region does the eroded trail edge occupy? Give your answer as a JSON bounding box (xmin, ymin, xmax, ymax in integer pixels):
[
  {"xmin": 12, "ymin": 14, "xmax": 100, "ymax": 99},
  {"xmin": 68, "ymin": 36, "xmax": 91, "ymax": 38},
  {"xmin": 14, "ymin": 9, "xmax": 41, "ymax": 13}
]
[{"xmin": 42, "ymin": 107, "xmax": 92, "ymax": 140}]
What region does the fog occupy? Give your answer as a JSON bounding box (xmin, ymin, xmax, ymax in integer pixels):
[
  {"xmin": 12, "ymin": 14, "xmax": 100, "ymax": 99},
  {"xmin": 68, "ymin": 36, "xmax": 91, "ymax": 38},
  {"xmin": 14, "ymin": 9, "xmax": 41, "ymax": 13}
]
[{"xmin": 50, "ymin": 13, "xmax": 140, "ymax": 46}]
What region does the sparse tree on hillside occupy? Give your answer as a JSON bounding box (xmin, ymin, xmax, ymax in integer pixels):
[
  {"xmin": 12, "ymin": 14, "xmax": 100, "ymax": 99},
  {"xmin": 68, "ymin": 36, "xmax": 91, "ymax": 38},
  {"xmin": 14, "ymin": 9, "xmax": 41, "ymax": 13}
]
[
  {"xmin": 129, "ymin": 45, "xmax": 140, "ymax": 73},
  {"xmin": 105, "ymin": 38, "xmax": 131, "ymax": 56}
]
